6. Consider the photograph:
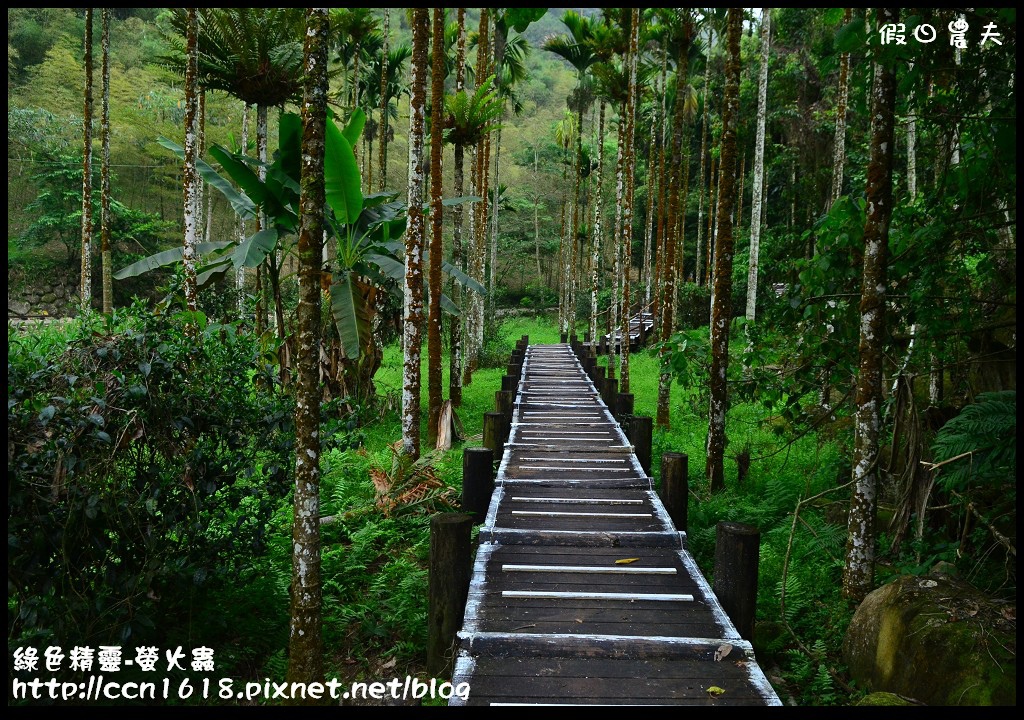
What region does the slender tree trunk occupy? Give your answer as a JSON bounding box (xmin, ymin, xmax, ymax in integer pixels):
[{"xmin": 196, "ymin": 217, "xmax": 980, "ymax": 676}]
[
  {"xmin": 287, "ymin": 7, "xmax": 328, "ymax": 692},
  {"xmin": 843, "ymin": 8, "xmax": 898, "ymax": 603},
  {"xmin": 819, "ymin": 7, "xmax": 849, "ymax": 401},
  {"xmin": 450, "ymin": 8, "xmax": 467, "ymax": 406},
  {"xmin": 100, "ymin": 8, "xmax": 112, "ymax": 315},
  {"xmin": 706, "ymin": 8, "xmax": 743, "ymax": 493},
  {"xmin": 652, "ymin": 44, "xmax": 669, "ymax": 325},
  {"xmin": 402, "ymin": 9, "xmax": 429, "ymax": 460},
  {"xmin": 182, "ymin": 8, "xmax": 200, "ymax": 316},
  {"xmin": 705, "ymin": 153, "xmax": 717, "ymax": 287},
  {"xmin": 695, "ymin": 24, "xmax": 713, "ymax": 289},
  {"xmin": 257, "ymin": 104, "xmax": 269, "ymax": 328},
  {"xmin": 80, "ymin": 8, "xmax": 94, "ymax": 313},
  {"xmin": 673, "ymin": 153, "xmax": 690, "ymax": 326},
  {"xmin": 619, "ymin": 9, "xmax": 640, "ymax": 393},
  {"xmin": 467, "ymin": 8, "xmax": 491, "ymax": 380},
  {"xmin": 610, "ymin": 119, "xmax": 624, "ymax": 372},
  {"xmin": 378, "ymin": 9, "xmax": 391, "ymax": 193},
  {"xmin": 489, "ymin": 18, "xmax": 508, "ymax": 316},
  {"xmin": 658, "ymin": 20, "xmax": 693, "ymax": 428},
  {"xmin": 642, "ymin": 120, "xmax": 657, "ymax": 309},
  {"xmin": 534, "ymin": 148, "xmax": 543, "ymax": 282},
  {"xmin": 829, "ymin": 8, "xmax": 852, "ymax": 207},
  {"xmin": 427, "ymin": 7, "xmax": 445, "ymax": 444},
  {"xmin": 745, "ymin": 9, "xmax": 771, "ymax": 323},
  {"xmin": 237, "ymin": 102, "xmax": 249, "ymax": 312},
  {"xmin": 906, "ymin": 61, "xmax": 917, "ymax": 201},
  {"xmin": 590, "ymin": 101, "xmax": 606, "ymax": 345}
]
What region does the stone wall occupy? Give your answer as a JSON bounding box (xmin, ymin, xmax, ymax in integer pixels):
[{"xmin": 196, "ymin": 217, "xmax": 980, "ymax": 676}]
[{"xmin": 8, "ymin": 279, "xmax": 78, "ymax": 318}]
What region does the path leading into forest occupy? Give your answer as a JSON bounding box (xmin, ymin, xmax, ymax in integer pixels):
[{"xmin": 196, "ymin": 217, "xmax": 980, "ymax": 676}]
[{"xmin": 450, "ymin": 343, "xmax": 781, "ymax": 706}]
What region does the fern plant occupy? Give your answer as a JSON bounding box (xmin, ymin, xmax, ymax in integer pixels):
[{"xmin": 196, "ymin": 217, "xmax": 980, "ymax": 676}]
[{"xmin": 931, "ymin": 390, "xmax": 1015, "ymax": 494}]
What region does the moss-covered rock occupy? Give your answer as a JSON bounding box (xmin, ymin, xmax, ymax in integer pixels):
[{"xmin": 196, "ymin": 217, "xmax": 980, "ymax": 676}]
[
  {"xmin": 843, "ymin": 573, "xmax": 1015, "ymax": 705},
  {"xmin": 855, "ymin": 692, "xmax": 918, "ymax": 706}
]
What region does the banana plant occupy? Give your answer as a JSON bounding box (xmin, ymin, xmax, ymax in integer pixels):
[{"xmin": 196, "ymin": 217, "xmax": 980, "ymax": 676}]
[{"xmin": 118, "ymin": 108, "xmax": 483, "ymax": 361}]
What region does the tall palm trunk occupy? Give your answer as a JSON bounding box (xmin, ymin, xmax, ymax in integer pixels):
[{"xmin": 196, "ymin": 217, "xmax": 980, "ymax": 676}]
[
  {"xmin": 745, "ymin": 9, "xmax": 771, "ymax": 323},
  {"xmin": 829, "ymin": 8, "xmax": 851, "ymax": 208},
  {"xmin": 610, "ymin": 119, "xmax": 624, "ymax": 369},
  {"xmin": 236, "ymin": 102, "xmax": 249, "ymax": 312},
  {"xmin": 80, "ymin": 8, "xmax": 94, "ymax": 313},
  {"xmin": 658, "ymin": 19, "xmax": 694, "ymax": 429},
  {"xmin": 466, "ymin": 8, "xmax": 490, "ymax": 383},
  {"xmin": 706, "ymin": 8, "xmax": 742, "ymax": 493},
  {"xmin": 642, "ymin": 117, "xmax": 657, "ymax": 309},
  {"xmin": 589, "ymin": 100, "xmax": 606, "ymax": 345},
  {"xmin": 378, "ymin": 9, "xmax": 391, "ymax": 193},
  {"xmin": 450, "ymin": 8, "xmax": 467, "ymax": 406},
  {"xmin": 619, "ymin": 8, "xmax": 640, "ymax": 393},
  {"xmin": 695, "ymin": 24, "xmax": 713, "ymax": 288},
  {"xmin": 843, "ymin": 8, "xmax": 897, "ymax": 603},
  {"xmin": 427, "ymin": 7, "xmax": 446, "ymax": 444},
  {"xmin": 402, "ymin": 9, "xmax": 429, "ymax": 460},
  {"xmin": 287, "ymin": 7, "xmax": 328, "ymax": 691},
  {"xmin": 653, "ymin": 46, "xmax": 669, "ymax": 326},
  {"xmin": 182, "ymin": 8, "xmax": 200, "ymax": 316},
  {"xmin": 488, "ymin": 19, "xmax": 508, "ymax": 316},
  {"xmin": 100, "ymin": 8, "xmax": 113, "ymax": 315}
]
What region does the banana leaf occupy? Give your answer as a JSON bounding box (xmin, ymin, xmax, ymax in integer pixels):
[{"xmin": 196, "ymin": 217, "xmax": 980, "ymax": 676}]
[
  {"xmin": 331, "ymin": 270, "xmax": 373, "ymax": 360},
  {"xmin": 158, "ymin": 137, "xmax": 256, "ymax": 221},
  {"xmin": 113, "ymin": 242, "xmax": 232, "ymax": 280}
]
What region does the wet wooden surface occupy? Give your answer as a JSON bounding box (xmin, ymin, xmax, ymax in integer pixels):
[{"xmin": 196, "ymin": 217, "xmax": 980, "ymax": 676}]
[{"xmin": 451, "ymin": 344, "xmax": 781, "ymax": 706}]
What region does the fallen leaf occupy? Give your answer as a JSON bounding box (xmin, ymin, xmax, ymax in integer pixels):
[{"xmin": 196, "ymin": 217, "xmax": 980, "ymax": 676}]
[
  {"xmin": 706, "ymin": 686, "xmax": 726, "ymax": 697},
  {"xmin": 381, "ymin": 657, "xmax": 397, "ymax": 670},
  {"xmin": 714, "ymin": 644, "xmax": 733, "ymax": 662},
  {"xmin": 615, "ymin": 558, "xmax": 640, "ymax": 565}
]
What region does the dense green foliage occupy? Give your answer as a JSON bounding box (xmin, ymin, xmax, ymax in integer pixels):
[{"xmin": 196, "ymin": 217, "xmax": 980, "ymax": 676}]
[
  {"xmin": 8, "ymin": 305, "xmax": 294, "ymax": 648},
  {"xmin": 7, "ymin": 6, "xmax": 1016, "ymax": 707}
]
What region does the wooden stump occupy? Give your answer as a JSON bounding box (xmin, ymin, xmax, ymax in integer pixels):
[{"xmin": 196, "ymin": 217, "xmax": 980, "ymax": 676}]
[
  {"xmin": 713, "ymin": 521, "xmax": 760, "ymax": 641},
  {"xmin": 462, "ymin": 447, "xmax": 494, "ymax": 524},
  {"xmin": 427, "ymin": 512, "xmax": 474, "ymax": 676},
  {"xmin": 660, "ymin": 452, "xmax": 689, "ymax": 532}
]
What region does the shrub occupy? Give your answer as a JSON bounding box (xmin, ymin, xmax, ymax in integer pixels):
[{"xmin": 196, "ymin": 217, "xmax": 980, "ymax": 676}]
[{"xmin": 8, "ymin": 303, "xmax": 294, "ymax": 647}]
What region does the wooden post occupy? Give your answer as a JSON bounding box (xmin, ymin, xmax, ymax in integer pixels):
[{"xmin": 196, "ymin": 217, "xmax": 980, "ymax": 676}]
[
  {"xmin": 660, "ymin": 452, "xmax": 689, "ymax": 532},
  {"xmin": 560, "ymin": 332, "xmax": 568, "ymax": 343},
  {"xmin": 713, "ymin": 521, "xmax": 760, "ymax": 641},
  {"xmin": 483, "ymin": 411, "xmax": 505, "ymax": 462},
  {"xmin": 507, "ymin": 361, "xmax": 521, "ymax": 379},
  {"xmin": 616, "ymin": 392, "xmax": 634, "ymax": 419},
  {"xmin": 427, "ymin": 512, "xmax": 474, "ymax": 676},
  {"xmin": 501, "ymin": 374, "xmax": 518, "ymax": 393},
  {"xmin": 603, "ymin": 377, "xmax": 618, "ymax": 416},
  {"xmin": 631, "ymin": 415, "xmax": 653, "ymax": 476},
  {"xmin": 521, "ymin": 335, "xmax": 529, "ymax": 345},
  {"xmin": 593, "ymin": 364, "xmax": 606, "ymax": 387},
  {"xmin": 496, "ymin": 390, "xmax": 515, "ymax": 441},
  {"xmin": 583, "ymin": 331, "xmax": 591, "ymax": 344},
  {"xmin": 462, "ymin": 447, "xmax": 494, "ymax": 523},
  {"xmin": 598, "ymin": 336, "xmax": 607, "ymax": 355}
]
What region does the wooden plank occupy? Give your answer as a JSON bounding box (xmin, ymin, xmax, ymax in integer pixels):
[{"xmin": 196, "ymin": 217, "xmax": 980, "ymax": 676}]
[
  {"xmin": 501, "ymin": 564, "xmax": 675, "ymax": 574},
  {"xmin": 501, "ymin": 591, "xmax": 694, "ymax": 602}
]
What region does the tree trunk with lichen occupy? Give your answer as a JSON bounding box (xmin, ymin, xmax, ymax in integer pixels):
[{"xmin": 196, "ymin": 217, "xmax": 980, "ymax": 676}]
[
  {"xmin": 427, "ymin": 7, "xmax": 446, "ymax": 445},
  {"xmin": 286, "ymin": 7, "xmax": 328, "ymax": 693},
  {"xmin": 402, "ymin": 10, "xmax": 429, "ymax": 461},
  {"xmin": 746, "ymin": 9, "xmax": 771, "ymax": 323},
  {"xmin": 450, "ymin": 8, "xmax": 467, "ymax": 407},
  {"xmin": 619, "ymin": 9, "xmax": 640, "ymax": 393},
  {"xmin": 843, "ymin": 8, "xmax": 897, "ymax": 603},
  {"xmin": 657, "ymin": 17, "xmax": 693, "ymax": 429},
  {"xmin": 182, "ymin": 8, "xmax": 200, "ymax": 317},
  {"xmin": 706, "ymin": 8, "xmax": 742, "ymax": 493},
  {"xmin": 80, "ymin": 8, "xmax": 94, "ymax": 313},
  {"xmin": 100, "ymin": 8, "xmax": 113, "ymax": 315}
]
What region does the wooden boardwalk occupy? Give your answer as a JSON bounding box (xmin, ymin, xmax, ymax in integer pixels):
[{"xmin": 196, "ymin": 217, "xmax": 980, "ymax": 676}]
[{"xmin": 450, "ymin": 344, "xmax": 781, "ymax": 706}]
